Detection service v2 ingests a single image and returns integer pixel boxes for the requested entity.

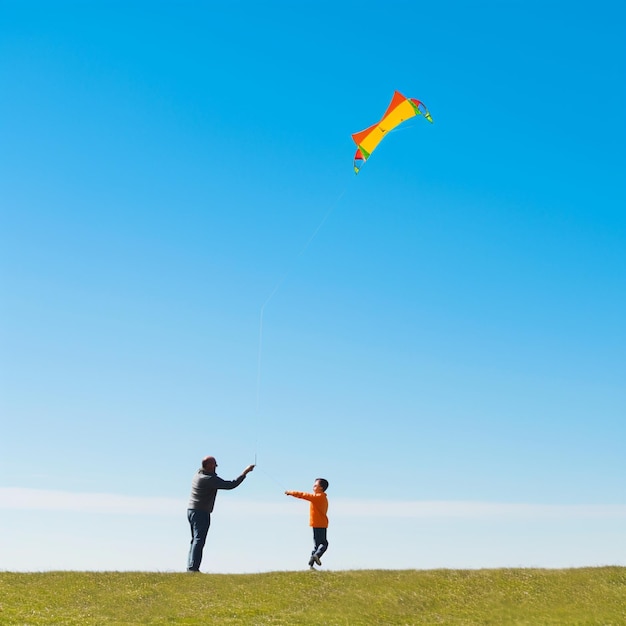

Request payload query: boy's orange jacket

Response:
[286,491,328,528]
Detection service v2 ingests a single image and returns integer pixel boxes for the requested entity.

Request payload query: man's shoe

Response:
[313,555,322,566]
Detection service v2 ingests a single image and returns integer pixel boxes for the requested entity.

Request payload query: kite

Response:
[351,91,433,174]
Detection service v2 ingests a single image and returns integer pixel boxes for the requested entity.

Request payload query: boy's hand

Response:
[243,465,255,475]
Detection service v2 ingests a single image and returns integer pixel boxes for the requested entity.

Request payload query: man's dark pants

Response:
[187,509,210,571]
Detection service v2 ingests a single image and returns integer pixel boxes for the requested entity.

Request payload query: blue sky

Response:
[1,0,625,572]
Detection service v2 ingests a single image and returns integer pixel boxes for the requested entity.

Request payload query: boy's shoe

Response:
[308,557,316,568]
[313,555,322,566]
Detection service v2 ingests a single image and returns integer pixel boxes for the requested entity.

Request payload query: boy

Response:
[285,478,329,569]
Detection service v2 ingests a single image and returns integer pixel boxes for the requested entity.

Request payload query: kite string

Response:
[257,465,288,492]
[253,185,350,466]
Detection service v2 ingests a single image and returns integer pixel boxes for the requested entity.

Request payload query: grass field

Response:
[1,567,624,625]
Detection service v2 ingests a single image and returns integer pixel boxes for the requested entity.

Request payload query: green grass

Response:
[1,568,624,625]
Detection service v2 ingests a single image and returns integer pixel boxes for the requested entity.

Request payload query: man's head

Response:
[202,456,217,472]
[314,478,329,493]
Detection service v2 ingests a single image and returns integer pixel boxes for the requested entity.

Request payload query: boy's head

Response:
[314,478,329,492]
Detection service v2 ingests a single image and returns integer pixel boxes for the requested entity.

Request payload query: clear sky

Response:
[1,0,625,573]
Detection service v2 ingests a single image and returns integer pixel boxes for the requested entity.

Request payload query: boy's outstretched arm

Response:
[284,490,314,501]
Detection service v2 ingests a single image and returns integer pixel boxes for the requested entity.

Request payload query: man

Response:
[187,455,255,572]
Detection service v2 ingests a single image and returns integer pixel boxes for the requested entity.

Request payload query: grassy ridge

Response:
[1,568,624,625]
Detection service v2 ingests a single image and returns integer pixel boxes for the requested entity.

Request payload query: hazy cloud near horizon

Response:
[2,487,625,520]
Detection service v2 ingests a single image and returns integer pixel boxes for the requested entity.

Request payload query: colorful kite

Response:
[351,91,433,174]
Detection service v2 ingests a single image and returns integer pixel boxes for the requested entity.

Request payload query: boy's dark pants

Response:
[312,527,329,558]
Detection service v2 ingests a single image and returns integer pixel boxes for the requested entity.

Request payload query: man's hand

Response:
[243,464,255,475]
